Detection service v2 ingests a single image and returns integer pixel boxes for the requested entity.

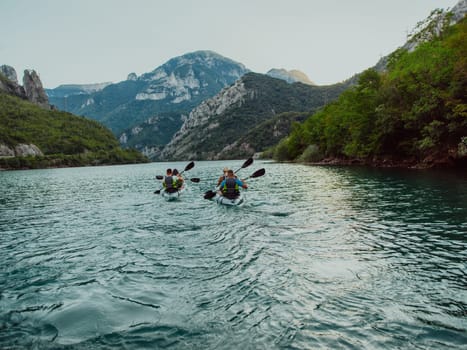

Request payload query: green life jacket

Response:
[164,176,177,192]
[223,178,239,198]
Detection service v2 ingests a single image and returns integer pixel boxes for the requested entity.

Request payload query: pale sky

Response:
[0,0,459,88]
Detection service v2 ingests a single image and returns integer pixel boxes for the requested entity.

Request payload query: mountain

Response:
[266,68,314,85]
[0,69,147,170]
[47,51,250,157]
[217,111,310,160]
[46,82,112,98]
[160,73,348,160]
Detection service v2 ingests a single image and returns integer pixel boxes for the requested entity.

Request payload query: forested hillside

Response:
[269,16,467,168]
[0,92,148,169]
[161,73,348,160]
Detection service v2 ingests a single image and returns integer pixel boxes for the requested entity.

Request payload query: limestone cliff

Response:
[0,65,26,98]
[160,78,253,160]
[0,143,44,158]
[0,65,51,109]
[160,73,347,161]
[23,69,50,109]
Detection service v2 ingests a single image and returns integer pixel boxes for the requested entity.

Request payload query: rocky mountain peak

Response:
[23,69,50,109]
[0,66,51,109]
[0,65,26,98]
[0,65,18,84]
[131,50,250,104]
[127,72,137,81]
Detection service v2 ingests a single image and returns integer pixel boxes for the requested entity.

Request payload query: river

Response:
[0,160,466,349]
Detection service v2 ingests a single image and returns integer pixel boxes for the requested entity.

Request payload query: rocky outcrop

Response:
[0,143,43,157]
[127,72,137,81]
[0,65,26,98]
[160,78,252,160]
[0,65,51,109]
[23,69,50,109]
[0,65,18,83]
[267,68,314,85]
[451,0,467,22]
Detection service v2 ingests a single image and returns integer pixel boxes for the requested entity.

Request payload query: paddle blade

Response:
[155,175,163,180]
[154,190,161,194]
[204,190,217,200]
[184,161,195,172]
[234,157,254,173]
[242,157,254,169]
[190,178,200,183]
[250,168,265,178]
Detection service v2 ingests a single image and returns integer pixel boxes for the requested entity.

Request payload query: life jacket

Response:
[164,176,178,193]
[222,178,239,199]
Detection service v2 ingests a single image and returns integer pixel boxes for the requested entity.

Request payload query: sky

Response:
[0,0,459,88]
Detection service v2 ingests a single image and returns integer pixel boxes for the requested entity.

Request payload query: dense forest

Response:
[0,92,148,169]
[267,16,466,168]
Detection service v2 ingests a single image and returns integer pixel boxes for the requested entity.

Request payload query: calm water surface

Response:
[0,161,466,349]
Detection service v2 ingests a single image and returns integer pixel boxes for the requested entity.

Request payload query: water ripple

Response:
[1,162,466,349]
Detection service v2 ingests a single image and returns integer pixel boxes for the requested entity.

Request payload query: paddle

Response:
[180,161,195,175]
[243,168,265,180]
[234,157,253,173]
[154,161,195,180]
[154,161,195,194]
[204,168,265,200]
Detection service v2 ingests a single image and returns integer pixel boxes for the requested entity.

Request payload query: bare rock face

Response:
[0,143,43,157]
[0,144,15,157]
[0,65,26,98]
[14,143,44,157]
[451,0,467,22]
[160,78,252,160]
[23,69,50,109]
[127,72,137,81]
[0,65,18,83]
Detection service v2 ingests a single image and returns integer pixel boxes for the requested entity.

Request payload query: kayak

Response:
[161,184,187,201]
[214,192,245,206]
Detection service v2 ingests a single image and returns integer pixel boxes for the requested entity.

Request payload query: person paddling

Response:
[217,167,230,186]
[163,168,178,193]
[219,169,247,199]
[172,168,184,189]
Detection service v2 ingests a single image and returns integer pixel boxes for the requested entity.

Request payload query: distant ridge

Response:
[46,82,112,98]
[267,68,314,85]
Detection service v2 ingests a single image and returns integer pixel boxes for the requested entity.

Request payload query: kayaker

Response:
[172,168,184,188]
[219,169,247,199]
[217,167,230,186]
[163,168,178,193]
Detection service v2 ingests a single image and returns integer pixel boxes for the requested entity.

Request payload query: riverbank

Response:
[312,154,467,169]
[262,153,467,170]
[0,152,149,171]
